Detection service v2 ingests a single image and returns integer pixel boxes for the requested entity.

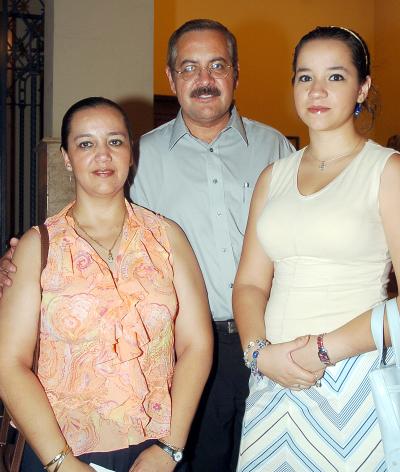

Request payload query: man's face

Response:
[166,29,237,130]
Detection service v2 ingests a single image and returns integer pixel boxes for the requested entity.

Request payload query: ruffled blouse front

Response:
[37,201,177,455]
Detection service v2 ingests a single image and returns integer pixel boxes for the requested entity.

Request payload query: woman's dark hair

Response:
[61,97,134,151]
[167,19,239,82]
[387,135,400,152]
[292,26,370,83]
[292,26,376,126]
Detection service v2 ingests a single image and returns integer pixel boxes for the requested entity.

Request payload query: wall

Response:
[154,0,379,148]
[41,0,154,217]
[375,0,400,146]
[45,0,154,141]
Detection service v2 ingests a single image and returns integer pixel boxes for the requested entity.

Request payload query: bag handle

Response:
[371,299,400,367]
[371,303,385,364]
[385,298,400,368]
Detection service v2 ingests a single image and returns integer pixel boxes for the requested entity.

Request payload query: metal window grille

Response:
[0,0,44,252]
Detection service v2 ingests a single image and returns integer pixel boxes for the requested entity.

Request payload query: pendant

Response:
[319,161,326,171]
[107,251,114,263]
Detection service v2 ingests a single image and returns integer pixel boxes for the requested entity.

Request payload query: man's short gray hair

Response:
[167,19,239,82]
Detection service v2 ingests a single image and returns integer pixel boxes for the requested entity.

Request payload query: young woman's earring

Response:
[354,102,362,117]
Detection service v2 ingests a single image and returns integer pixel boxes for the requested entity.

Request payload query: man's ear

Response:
[234,63,240,90]
[166,66,177,95]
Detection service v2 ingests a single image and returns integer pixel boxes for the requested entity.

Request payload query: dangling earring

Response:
[354,102,362,117]
[65,164,73,183]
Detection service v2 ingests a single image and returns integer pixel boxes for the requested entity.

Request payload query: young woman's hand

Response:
[257,336,321,390]
[290,334,326,374]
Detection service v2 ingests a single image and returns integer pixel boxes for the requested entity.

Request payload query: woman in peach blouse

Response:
[0,97,213,472]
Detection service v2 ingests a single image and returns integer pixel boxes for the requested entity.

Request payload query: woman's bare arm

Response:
[233,165,317,389]
[0,229,92,471]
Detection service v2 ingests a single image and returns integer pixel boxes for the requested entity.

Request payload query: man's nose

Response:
[196,66,215,84]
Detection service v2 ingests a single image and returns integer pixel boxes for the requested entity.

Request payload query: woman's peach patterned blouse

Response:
[36,201,177,455]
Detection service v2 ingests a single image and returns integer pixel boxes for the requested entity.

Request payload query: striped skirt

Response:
[237,350,391,472]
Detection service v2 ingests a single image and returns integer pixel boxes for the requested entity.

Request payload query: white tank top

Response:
[257,140,395,343]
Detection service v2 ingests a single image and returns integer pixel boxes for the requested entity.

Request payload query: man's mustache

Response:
[190,86,221,98]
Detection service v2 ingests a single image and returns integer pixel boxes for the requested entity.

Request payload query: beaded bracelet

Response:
[317,333,335,367]
[44,442,72,472]
[243,338,270,381]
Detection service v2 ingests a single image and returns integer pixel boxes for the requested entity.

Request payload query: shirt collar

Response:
[168,105,248,150]
[229,106,248,145]
[169,109,188,149]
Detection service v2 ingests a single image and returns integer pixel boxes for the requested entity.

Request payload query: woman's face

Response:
[293,39,370,133]
[62,105,132,198]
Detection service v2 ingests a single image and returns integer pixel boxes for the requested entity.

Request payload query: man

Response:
[0,19,294,471]
[131,20,293,471]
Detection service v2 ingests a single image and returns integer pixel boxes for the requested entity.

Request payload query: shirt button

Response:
[229,283,234,288]
[212,178,218,184]
[210,148,214,152]
[222,248,227,253]
[217,211,222,216]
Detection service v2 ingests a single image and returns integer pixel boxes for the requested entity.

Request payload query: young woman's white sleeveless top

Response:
[257,140,395,343]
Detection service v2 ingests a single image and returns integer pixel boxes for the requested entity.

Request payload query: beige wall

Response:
[44,0,154,141]
[41,0,154,217]
[154,0,400,148]
[375,0,400,146]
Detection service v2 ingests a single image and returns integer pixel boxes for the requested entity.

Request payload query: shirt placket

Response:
[206,142,237,315]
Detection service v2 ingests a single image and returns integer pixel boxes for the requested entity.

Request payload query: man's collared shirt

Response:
[131,107,294,321]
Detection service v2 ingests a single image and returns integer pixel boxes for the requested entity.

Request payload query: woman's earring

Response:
[65,164,73,183]
[354,102,362,117]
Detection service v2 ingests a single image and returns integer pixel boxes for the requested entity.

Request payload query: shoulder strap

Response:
[32,224,49,374]
[38,224,49,274]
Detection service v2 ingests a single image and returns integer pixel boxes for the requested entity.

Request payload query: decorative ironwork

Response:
[0,0,44,252]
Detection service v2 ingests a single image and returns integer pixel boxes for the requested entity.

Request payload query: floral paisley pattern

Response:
[35,201,177,455]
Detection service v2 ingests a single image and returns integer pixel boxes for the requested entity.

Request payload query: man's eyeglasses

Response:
[174,61,233,81]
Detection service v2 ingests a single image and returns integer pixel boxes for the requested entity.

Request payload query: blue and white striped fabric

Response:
[237,350,391,472]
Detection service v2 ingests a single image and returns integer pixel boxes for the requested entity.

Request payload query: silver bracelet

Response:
[243,338,270,381]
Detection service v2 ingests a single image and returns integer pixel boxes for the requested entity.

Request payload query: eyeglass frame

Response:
[173,61,233,81]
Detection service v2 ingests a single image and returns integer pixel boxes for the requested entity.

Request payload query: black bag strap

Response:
[0,407,11,446]
[0,223,49,471]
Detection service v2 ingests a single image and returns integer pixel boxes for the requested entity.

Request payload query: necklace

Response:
[308,138,364,171]
[73,211,126,263]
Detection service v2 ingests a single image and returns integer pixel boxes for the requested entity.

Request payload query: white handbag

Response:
[370,298,400,471]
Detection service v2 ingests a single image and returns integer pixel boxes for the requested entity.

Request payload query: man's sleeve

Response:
[130,138,153,210]
[278,134,296,159]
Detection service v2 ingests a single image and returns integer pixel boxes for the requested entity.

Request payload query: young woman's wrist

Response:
[320,332,343,365]
[243,337,271,380]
